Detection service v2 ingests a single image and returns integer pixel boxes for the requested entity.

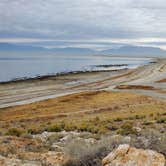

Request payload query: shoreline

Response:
[0,58,166,108]
[0,59,152,84]
[0,68,129,85]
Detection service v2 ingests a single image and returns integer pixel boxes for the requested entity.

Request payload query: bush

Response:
[114,117,123,122]
[156,118,166,124]
[64,123,77,131]
[63,135,130,166]
[117,121,137,135]
[76,123,89,132]
[27,127,44,134]
[142,121,154,126]
[135,115,146,119]
[46,124,63,132]
[6,128,24,137]
[47,133,64,143]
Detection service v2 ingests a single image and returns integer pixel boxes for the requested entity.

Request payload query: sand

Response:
[0,58,166,108]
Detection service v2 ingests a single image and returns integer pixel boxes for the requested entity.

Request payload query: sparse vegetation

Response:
[0,91,165,135]
[46,124,64,132]
[0,91,166,165]
[117,121,137,135]
[63,135,130,166]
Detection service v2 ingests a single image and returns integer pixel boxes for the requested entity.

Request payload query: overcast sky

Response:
[0,0,166,50]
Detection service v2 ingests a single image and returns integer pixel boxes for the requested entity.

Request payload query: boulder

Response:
[102,144,165,166]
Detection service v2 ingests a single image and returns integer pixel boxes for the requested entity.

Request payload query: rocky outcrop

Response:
[0,152,67,166]
[102,144,165,166]
[0,155,41,166]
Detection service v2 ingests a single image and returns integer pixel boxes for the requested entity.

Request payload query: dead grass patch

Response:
[0,90,166,135]
[115,84,156,90]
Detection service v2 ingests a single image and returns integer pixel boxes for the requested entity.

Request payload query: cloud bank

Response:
[0,0,166,49]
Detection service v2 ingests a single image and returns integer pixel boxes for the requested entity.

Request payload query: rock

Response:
[0,149,67,166]
[133,127,142,133]
[102,144,165,166]
[51,144,64,151]
[0,155,41,166]
[85,138,97,144]
[0,152,67,166]
[60,135,72,142]
[33,131,55,142]
[42,152,67,166]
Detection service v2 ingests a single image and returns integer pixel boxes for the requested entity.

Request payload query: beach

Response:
[0,58,166,108]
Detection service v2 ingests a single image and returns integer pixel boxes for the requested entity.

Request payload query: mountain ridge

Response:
[0,42,166,56]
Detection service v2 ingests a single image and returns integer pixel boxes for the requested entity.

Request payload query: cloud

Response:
[0,0,166,49]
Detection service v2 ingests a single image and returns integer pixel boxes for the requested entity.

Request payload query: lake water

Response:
[0,51,151,82]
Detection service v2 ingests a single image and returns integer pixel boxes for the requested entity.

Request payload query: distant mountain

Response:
[100,45,166,56]
[0,43,46,51]
[51,47,95,55]
[0,43,95,55]
[0,43,166,56]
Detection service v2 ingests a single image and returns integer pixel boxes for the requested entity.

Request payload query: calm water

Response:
[0,51,151,82]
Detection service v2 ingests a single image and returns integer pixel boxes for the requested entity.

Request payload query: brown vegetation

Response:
[0,90,166,165]
[0,90,165,136]
[115,85,156,90]
[156,78,166,83]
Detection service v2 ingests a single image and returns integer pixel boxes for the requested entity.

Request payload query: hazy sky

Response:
[0,0,166,50]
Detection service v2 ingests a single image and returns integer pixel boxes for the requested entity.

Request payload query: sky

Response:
[0,0,166,50]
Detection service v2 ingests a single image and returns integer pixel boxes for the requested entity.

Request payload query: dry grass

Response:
[0,90,166,165]
[0,90,166,135]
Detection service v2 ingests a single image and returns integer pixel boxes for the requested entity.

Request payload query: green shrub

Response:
[27,127,44,134]
[135,115,146,119]
[149,113,154,117]
[142,121,154,126]
[76,123,89,132]
[46,124,63,132]
[75,123,99,134]
[117,121,137,135]
[114,117,123,122]
[6,128,24,137]
[64,123,77,131]
[156,118,166,124]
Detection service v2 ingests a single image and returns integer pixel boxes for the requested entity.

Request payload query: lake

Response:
[0,51,151,82]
